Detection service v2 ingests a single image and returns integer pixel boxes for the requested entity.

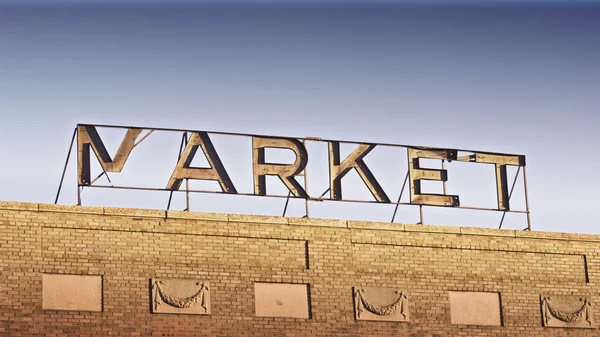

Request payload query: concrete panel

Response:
[254,283,310,318]
[42,274,103,311]
[151,279,210,315]
[449,291,501,326]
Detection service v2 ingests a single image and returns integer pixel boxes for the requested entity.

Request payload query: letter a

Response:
[166,132,237,193]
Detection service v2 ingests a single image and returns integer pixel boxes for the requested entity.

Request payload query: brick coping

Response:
[1,200,598,242]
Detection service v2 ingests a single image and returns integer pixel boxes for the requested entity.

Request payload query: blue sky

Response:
[0,1,598,233]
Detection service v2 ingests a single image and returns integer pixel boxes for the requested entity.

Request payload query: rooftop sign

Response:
[55,124,531,230]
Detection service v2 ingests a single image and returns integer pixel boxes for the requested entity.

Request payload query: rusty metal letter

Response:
[166,132,237,193]
[328,142,390,203]
[408,148,460,207]
[252,137,308,198]
[465,153,526,211]
[77,125,142,185]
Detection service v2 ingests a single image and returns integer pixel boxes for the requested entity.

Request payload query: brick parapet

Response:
[1,200,599,336]
[3,201,600,242]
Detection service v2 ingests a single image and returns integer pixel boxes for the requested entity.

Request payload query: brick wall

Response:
[1,201,599,336]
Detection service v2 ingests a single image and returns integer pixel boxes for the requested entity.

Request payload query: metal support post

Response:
[55,127,77,204]
[523,166,532,231]
[391,172,409,223]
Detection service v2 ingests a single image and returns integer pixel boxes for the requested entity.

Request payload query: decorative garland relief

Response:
[151,279,210,315]
[354,287,409,322]
[541,295,593,328]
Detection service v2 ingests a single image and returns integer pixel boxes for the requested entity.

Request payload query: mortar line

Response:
[350,241,587,257]
[41,224,306,242]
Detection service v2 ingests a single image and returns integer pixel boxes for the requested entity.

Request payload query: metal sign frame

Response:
[54,124,531,230]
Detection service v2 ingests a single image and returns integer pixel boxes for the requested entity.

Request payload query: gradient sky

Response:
[0,1,599,233]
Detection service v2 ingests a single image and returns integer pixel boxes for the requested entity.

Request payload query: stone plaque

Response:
[151,279,210,315]
[541,295,593,328]
[353,287,409,322]
[449,291,502,326]
[42,274,103,312]
[254,283,310,318]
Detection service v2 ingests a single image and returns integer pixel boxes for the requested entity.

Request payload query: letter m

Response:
[77,125,142,185]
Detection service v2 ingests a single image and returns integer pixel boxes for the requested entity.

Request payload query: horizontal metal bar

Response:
[78,123,526,158]
[86,184,529,214]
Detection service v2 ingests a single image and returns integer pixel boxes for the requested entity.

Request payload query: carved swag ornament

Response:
[354,288,408,322]
[151,279,210,314]
[541,295,593,328]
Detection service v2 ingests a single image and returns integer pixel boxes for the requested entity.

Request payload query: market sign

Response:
[55,124,530,229]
